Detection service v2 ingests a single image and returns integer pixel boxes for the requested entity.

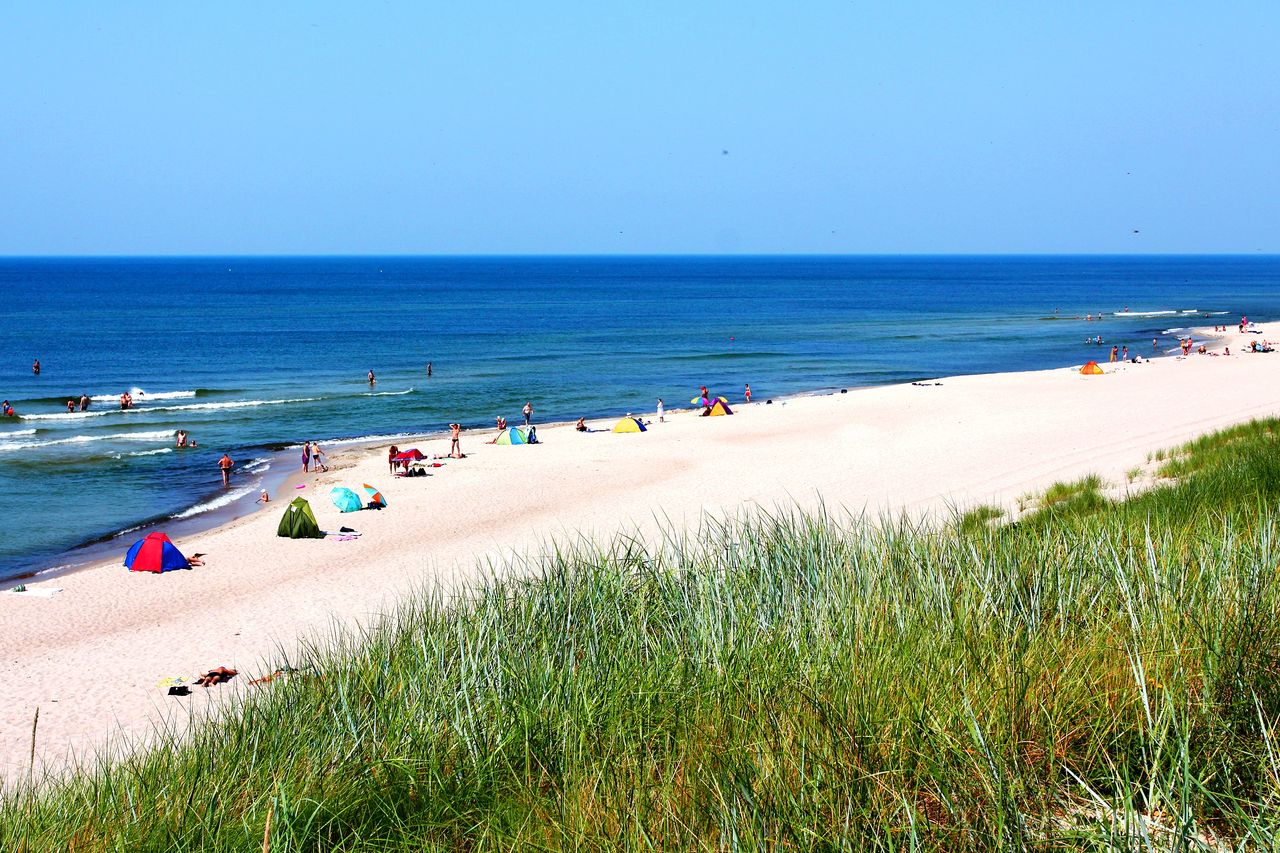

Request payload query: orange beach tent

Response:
[1080,361,1104,375]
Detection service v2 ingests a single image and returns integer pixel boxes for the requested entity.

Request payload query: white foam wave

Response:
[128,447,175,457]
[1,428,37,437]
[89,388,198,403]
[325,431,423,447]
[20,410,113,422]
[1113,310,1179,317]
[362,388,414,397]
[156,397,320,414]
[0,429,177,453]
[171,487,255,520]
[242,458,270,473]
[20,396,318,421]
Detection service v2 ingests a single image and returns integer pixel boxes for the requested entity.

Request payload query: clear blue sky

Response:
[2,3,1277,254]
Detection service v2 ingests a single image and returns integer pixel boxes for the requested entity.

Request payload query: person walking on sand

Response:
[744,383,752,404]
[310,441,326,472]
[301,441,311,473]
[657,398,664,423]
[522,401,533,426]
[218,453,235,487]
[450,422,462,458]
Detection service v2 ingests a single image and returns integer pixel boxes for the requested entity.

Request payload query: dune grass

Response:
[6,420,1280,850]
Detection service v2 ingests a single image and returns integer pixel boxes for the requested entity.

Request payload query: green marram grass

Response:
[5,419,1280,851]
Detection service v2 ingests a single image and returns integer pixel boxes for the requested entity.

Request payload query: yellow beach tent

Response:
[706,399,734,416]
[1080,360,1104,375]
[612,417,646,433]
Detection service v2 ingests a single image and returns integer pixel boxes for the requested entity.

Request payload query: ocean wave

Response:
[361,388,415,397]
[19,410,114,422]
[1113,310,1181,317]
[19,396,320,421]
[0,429,177,453]
[324,431,427,447]
[0,428,37,437]
[241,458,271,473]
[127,447,175,457]
[171,487,255,520]
[89,388,199,403]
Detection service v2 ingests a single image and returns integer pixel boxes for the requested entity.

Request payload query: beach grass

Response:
[6,420,1280,850]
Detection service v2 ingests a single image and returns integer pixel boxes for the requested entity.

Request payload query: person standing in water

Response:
[79,393,90,411]
[218,453,235,487]
[32,358,40,375]
[427,362,433,377]
[367,370,376,385]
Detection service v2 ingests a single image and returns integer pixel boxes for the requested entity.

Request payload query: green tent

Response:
[278,496,324,539]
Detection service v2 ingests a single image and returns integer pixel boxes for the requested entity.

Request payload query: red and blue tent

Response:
[124,532,189,573]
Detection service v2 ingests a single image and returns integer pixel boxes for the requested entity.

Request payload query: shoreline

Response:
[3,320,1276,782]
[10,327,1222,586]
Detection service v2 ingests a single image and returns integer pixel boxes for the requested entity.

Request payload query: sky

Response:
[1,3,1277,255]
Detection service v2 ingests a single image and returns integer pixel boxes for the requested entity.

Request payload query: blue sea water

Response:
[1,255,1277,581]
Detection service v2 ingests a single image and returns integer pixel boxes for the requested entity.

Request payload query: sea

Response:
[1,255,1278,582]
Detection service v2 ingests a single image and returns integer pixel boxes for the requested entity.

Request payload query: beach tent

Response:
[392,449,424,463]
[1080,361,1104,375]
[330,487,363,513]
[705,399,734,416]
[278,497,324,539]
[612,417,646,433]
[362,484,387,508]
[124,531,188,573]
[495,426,528,445]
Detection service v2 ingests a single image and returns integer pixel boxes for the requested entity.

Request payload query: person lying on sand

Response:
[187,553,206,567]
[195,666,236,687]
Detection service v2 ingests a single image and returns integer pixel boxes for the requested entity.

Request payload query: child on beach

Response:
[310,441,326,472]
[657,398,664,422]
[745,384,752,403]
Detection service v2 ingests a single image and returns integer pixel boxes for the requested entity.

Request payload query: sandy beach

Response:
[3,323,1277,783]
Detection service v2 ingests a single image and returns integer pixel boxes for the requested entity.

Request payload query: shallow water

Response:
[2,254,1277,579]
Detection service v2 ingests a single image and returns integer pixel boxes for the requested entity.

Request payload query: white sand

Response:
[3,323,1277,783]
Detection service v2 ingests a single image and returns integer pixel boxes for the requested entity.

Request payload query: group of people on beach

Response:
[301,441,327,473]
